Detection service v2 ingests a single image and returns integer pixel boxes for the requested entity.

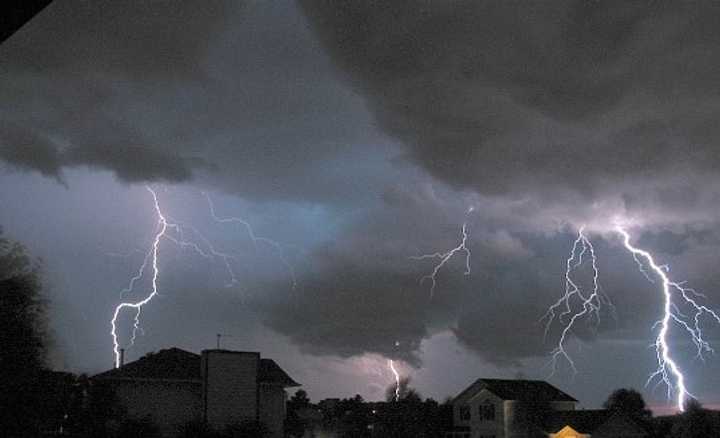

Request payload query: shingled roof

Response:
[93,347,299,386]
[454,378,577,403]
[93,348,200,381]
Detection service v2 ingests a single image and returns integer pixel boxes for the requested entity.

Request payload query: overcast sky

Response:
[2,0,720,412]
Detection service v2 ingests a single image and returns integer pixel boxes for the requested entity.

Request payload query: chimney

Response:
[119,348,125,368]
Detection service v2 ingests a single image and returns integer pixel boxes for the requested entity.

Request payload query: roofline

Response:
[201,349,261,356]
[451,378,578,403]
[91,376,202,384]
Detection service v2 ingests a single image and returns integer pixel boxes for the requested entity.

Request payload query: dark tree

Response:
[290,389,311,408]
[511,398,552,438]
[603,388,652,420]
[374,381,445,438]
[286,389,314,437]
[0,231,48,437]
[337,394,371,438]
[671,399,717,438]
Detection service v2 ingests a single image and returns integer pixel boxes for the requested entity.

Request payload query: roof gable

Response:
[454,378,577,404]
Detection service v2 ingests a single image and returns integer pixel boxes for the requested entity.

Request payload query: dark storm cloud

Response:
[300,0,720,199]
[0,1,398,203]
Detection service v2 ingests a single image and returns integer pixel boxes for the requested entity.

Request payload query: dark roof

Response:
[93,348,201,381]
[92,347,300,387]
[455,378,577,403]
[543,410,614,433]
[260,358,300,387]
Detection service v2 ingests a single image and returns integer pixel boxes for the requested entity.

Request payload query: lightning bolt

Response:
[411,207,473,297]
[110,187,248,368]
[542,226,610,376]
[617,226,720,412]
[545,224,720,412]
[110,186,168,368]
[204,193,297,290]
[389,359,401,401]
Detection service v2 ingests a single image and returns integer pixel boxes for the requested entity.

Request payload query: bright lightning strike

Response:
[388,359,401,402]
[545,224,720,412]
[110,187,250,368]
[617,226,720,412]
[411,207,473,297]
[110,186,168,369]
[204,193,297,290]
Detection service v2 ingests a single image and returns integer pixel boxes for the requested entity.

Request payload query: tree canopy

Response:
[603,388,652,420]
[0,230,48,436]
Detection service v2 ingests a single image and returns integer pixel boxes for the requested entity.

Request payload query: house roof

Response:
[92,347,299,386]
[260,358,300,387]
[93,347,201,381]
[454,378,577,404]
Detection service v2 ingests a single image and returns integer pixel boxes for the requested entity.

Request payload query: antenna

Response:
[216,333,236,349]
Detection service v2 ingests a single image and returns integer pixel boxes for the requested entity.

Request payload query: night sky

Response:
[2,1,720,413]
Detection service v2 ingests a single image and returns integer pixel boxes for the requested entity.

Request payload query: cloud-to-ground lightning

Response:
[110,187,247,367]
[411,207,473,297]
[388,359,401,401]
[541,226,612,376]
[110,186,168,368]
[545,224,720,411]
[110,187,300,367]
[617,226,720,411]
[204,193,297,290]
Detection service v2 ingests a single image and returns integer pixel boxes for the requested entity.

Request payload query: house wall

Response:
[549,401,576,411]
[259,383,288,438]
[453,389,505,438]
[111,379,202,437]
[202,350,260,430]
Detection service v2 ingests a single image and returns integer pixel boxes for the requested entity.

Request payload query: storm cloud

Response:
[300,0,720,214]
[2,0,720,406]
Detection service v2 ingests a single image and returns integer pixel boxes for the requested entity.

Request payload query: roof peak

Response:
[454,377,578,403]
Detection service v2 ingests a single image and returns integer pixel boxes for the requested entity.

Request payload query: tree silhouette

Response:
[671,399,717,438]
[0,230,48,437]
[603,388,652,420]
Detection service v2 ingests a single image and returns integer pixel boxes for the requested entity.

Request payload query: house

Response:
[92,347,300,437]
[447,378,648,438]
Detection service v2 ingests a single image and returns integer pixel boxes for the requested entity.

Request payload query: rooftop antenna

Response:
[216,333,236,349]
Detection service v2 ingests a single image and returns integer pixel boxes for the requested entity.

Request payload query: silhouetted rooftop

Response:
[455,378,577,403]
[93,347,299,386]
